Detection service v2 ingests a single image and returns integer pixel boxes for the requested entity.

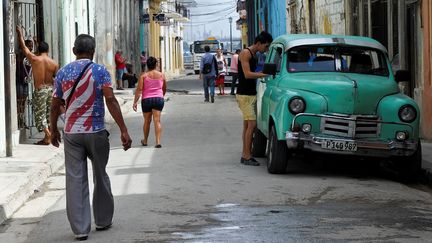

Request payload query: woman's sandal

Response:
[141,140,148,146]
[155,144,162,148]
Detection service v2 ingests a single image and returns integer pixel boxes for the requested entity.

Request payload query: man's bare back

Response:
[16,26,58,89]
[30,54,58,89]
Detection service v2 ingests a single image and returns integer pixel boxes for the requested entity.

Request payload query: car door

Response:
[257,44,285,136]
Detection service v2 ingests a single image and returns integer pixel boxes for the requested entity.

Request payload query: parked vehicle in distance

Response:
[254,34,421,180]
[190,37,223,74]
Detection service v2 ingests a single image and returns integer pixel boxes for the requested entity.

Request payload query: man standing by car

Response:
[236,31,273,166]
[199,45,218,103]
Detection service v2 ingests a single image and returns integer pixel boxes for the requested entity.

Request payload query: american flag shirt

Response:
[53,59,112,134]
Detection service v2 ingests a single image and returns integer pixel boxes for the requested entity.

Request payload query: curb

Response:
[0,148,65,225]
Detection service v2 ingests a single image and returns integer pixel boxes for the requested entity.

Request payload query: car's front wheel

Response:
[252,129,267,157]
[267,125,288,174]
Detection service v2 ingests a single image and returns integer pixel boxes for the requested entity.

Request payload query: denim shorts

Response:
[141,97,164,113]
[115,69,125,81]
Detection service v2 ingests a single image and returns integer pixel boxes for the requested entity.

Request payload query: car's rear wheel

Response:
[395,139,422,181]
[267,125,288,174]
[252,129,267,157]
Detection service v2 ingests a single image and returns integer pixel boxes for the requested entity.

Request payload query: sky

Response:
[183,0,241,43]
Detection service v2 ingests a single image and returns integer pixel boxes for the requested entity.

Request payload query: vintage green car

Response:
[253,34,421,178]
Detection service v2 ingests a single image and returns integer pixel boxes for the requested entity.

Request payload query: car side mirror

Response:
[263,63,277,77]
[394,70,410,82]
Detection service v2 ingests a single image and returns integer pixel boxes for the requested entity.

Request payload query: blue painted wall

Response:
[256,0,286,39]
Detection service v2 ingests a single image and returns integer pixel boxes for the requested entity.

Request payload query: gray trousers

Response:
[64,130,113,235]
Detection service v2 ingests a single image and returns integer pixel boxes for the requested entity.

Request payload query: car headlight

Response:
[288,97,306,114]
[398,105,417,123]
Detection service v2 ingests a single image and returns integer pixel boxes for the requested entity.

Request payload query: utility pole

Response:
[229,17,233,52]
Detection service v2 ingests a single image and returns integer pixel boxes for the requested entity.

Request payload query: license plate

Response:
[321,140,357,151]
[225,76,233,81]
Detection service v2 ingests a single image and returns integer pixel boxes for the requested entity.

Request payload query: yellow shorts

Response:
[236,94,257,120]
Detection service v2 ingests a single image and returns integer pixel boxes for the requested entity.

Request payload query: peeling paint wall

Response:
[287,0,346,35]
[315,0,345,34]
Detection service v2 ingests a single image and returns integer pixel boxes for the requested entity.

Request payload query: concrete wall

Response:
[0,1,5,156]
[287,0,345,35]
[113,1,141,75]
[422,1,432,138]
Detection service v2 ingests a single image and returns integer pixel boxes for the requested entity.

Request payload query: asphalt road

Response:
[2,74,432,242]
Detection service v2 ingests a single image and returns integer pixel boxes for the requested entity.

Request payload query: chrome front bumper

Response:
[285,131,418,157]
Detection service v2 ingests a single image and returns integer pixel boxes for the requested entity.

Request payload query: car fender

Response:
[267,88,327,140]
[377,93,420,139]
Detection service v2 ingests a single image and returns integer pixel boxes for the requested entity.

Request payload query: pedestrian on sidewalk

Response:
[115,50,126,90]
[50,34,132,241]
[133,57,167,148]
[215,48,227,95]
[16,26,59,145]
[230,49,241,95]
[199,46,218,103]
[236,31,273,166]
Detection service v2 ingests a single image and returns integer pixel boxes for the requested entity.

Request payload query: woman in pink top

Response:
[133,57,167,148]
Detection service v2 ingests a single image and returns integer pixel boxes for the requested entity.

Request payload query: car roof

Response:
[272,34,387,54]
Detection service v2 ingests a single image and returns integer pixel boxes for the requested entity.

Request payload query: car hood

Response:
[284,73,399,114]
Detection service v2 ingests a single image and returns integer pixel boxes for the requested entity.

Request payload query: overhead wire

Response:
[190,3,236,17]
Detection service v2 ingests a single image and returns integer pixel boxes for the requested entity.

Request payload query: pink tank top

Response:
[142,76,164,99]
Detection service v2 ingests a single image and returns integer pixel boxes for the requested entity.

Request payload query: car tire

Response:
[395,139,422,182]
[252,129,267,157]
[194,70,199,75]
[267,125,288,174]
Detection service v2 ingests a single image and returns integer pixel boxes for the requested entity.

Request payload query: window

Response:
[287,45,389,76]
[268,46,283,73]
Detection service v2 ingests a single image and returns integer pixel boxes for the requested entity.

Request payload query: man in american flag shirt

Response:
[49,34,132,241]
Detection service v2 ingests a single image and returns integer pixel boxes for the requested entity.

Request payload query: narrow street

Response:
[1,75,432,242]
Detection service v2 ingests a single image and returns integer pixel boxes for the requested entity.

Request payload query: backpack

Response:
[202,56,214,74]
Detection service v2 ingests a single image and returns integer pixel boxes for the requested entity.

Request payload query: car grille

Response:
[320,115,380,138]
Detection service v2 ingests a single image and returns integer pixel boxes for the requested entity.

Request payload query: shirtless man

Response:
[16,26,59,145]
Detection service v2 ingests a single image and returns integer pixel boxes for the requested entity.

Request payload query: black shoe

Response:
[204,99,209,103]
[211,95,215,103]
[75,234,88,241]
[242,157,260,166]
[96,223,112,231]
[240,157,258,163]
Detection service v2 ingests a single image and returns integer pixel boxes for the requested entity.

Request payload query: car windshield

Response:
[193,41,220,53]
[287,45,389,76]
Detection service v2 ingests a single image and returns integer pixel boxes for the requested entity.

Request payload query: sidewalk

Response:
[0,89,133,225]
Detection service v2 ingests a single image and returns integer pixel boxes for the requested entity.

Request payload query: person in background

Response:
[236,31,273,166]
[133,57,167,148]
[230,49,241,95]
[50,34,132,241]
[199,45,218,103]
[16,26,59,145]
[140,51,147,72]
[115,50,126,90]
[215,48,227,95]
[16,39,34,128]
[122,63,138,88]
